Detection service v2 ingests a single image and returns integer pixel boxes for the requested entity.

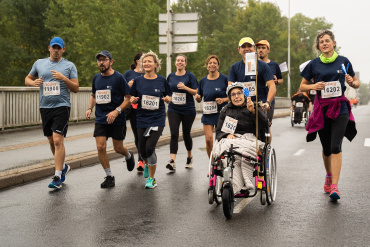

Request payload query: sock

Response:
[105,168,113,177]
[126,152,131,159]
[331,184,338,188]
[63,163,66,170]
[326,173,332,177]
[55,170,62,178]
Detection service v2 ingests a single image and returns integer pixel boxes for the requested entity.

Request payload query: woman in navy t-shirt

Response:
[123,52,144,172]
[195,55,228,158]
[166,54,198,171]
[300,30,359,201]
[130,51,172,189]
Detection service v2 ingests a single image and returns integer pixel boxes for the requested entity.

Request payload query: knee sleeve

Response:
[147,152,157,166]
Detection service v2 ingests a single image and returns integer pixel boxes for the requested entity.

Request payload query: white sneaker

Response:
[185,157,193,168]
[166,160,176,171]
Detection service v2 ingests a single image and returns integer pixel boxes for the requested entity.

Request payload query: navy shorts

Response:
[40,106,70,137]
[94,123,126,140]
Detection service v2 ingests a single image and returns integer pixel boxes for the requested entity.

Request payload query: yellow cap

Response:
[238,37,255,47]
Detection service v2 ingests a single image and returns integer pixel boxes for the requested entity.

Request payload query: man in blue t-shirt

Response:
[256,40,283,123]
[85,50,135,188]
[25,37,79,189]
[228,37,276,114]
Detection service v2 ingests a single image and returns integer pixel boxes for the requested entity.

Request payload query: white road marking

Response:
[294,149,305,156]
[365,138,370,147]
[233,191,260,214]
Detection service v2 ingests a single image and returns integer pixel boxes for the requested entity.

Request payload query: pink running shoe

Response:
[324,175,332,193]
[329,185,340,200]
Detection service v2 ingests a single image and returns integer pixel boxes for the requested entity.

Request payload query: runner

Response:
[166,54,198,171]
[25,37,79,189]
[85,50,135,188]
[195,55,228,158]
[300,29,359,200]
[130,51,172,189]
[123,52,145,172]
[256,40,283,123]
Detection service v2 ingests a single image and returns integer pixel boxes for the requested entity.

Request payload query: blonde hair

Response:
[140,50,162,73]
[313,29,336,55]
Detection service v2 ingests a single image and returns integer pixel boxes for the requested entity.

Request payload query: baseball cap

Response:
[255,40,270,49]
[238,37,255,47]
[50,37,65,48]
[95,50,113,60]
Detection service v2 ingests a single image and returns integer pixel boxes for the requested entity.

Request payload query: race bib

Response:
[95,90,111,104]
[172,92,186,105]
[321,81,342,98]
[142,95,160,110]
[310,90,316,95]
[242,81,256,97]
[296,102,303,107]
[203,101,217,114]
[43,81,60,96]
[221,116,238,134]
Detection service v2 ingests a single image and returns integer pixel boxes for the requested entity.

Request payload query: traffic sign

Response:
[159,43,198,54]
[159,13,198,21]
[159,36,198,43]
[159,21,198,35]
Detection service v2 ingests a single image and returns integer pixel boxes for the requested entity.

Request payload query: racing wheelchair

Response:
[208,131,277,219]
[291,101,308,127]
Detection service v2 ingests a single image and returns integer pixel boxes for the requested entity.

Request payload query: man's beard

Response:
[100,65,110,73]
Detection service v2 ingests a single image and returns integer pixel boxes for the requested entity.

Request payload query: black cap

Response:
[95,50,112,60]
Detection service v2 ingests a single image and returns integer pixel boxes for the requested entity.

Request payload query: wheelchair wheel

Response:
[260,190,267,205]
[265,146,277,205]
[222,185,234,219]
[214,176,222,205]
[208,188,214,204]
[290,110,294,127]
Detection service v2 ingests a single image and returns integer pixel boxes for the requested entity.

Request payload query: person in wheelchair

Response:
[291,89,311,124]
[213,82,269,195]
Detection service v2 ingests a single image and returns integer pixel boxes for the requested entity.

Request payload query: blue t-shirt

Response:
[167,71,198,115]
[267,60,283,104]
[123,70,144,83]
[228,60,274,102]
[29,58,78,108]
[130,75,171,128]
[198,73,228,125]
[92,71,130,125]
[301,56,355,114]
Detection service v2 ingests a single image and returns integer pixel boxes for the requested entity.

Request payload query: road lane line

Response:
[364,138,370,147]
[294,149,305,156]
[233,191,260,214]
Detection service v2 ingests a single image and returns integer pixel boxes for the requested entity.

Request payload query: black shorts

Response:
[94,123,126,140]
[40,106,70,137]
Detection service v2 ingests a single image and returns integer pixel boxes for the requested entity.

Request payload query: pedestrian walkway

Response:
[0,109,290,190]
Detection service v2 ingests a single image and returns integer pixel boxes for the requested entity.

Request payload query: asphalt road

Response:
[0,105,369,246]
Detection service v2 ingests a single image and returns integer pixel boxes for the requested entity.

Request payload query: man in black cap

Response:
[85,50,135,188]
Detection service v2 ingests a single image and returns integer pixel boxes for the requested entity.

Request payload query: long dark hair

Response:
[130,52,144,70]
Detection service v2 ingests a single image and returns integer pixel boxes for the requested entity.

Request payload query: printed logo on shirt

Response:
[215,88,221,91]
[107,86,113,89]
[337,70,344,74]
[250,76,256,80]
[154,89,160,92]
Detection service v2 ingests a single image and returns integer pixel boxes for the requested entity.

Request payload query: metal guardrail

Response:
[0,86,291,130]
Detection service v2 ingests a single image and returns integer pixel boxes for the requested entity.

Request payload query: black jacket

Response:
[215,102,269,141]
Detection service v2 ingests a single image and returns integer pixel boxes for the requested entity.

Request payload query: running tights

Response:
[167,111,196,154]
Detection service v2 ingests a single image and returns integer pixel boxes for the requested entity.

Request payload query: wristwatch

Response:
[116,107,122,114]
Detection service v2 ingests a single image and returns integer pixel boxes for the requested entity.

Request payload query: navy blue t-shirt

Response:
[267,60,283,104]
[228,60,274,102]
[198,73,228,125]
[130,75,171,128]
[167,71,198,115]
[301,56,355,114]
[92,71,130,125]
[123,70,144,83]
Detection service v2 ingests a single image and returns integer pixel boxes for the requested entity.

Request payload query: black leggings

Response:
[128,107,142,161]
[318,113,349,156]
[168,111,196,154]
[137,127,164,159]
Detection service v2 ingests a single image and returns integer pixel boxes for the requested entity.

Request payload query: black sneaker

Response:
[125,151,135,171]
[166,159,176,171]
[101,176,115,188]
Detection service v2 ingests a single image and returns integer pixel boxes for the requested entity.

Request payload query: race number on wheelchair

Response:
[203,101,217,114]
[142,95,160,110]
[221,116,238,134]
[241,81,256,97]
[321,81,342,98]
[295,102,303,107]
[95,89,111,104]
[43,81,60,96]
[172,92,186,105]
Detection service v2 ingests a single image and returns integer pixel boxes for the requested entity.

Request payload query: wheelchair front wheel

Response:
[265,146,277,204]
[222,185,234,219]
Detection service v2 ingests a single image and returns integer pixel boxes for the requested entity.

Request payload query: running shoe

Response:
[48,176,62,189]
[143,164,149,178]
[60,163,71,183]
[185,157,193,169]
[101,176,115,188]
[125,151,135,171]
[137,160,145,172]
[329,185,340,200]
[145,177,157,189]
[324,175,332,193]
[166,159,176,171]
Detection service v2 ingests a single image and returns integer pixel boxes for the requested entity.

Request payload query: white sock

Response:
[126,152,131,159]
[105,168,112,177]
[62,163,66,170]
[55,170,62,178]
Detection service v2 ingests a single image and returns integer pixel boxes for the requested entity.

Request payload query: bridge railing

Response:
[0,86,291,130]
